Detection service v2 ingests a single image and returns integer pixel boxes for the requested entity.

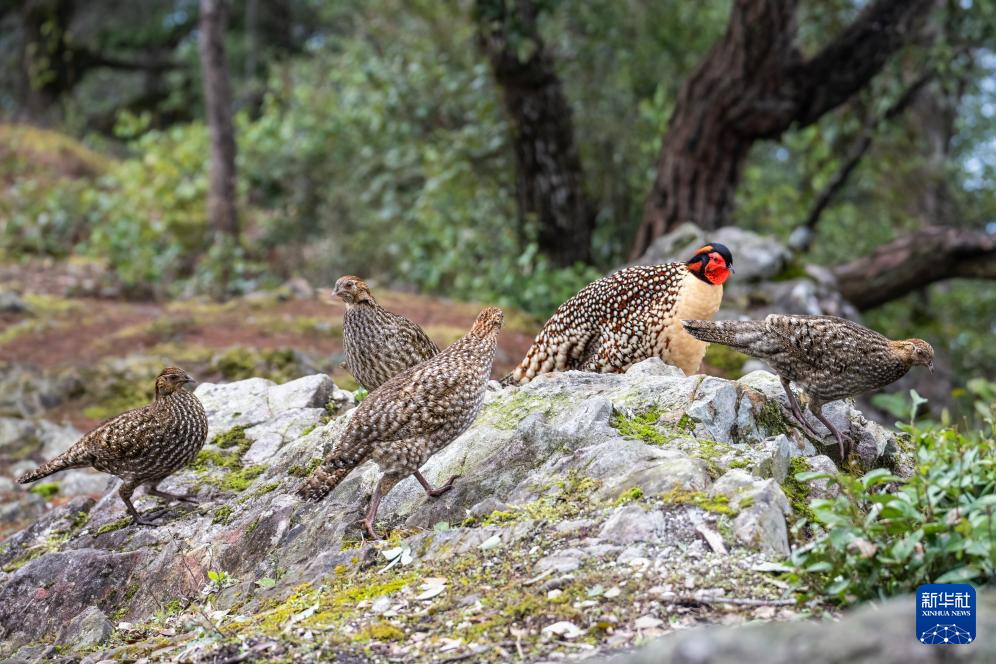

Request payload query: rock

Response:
[754,435,792,482]
[243,408,324,465]
[0,368,908,658]
[57,606,113,649]
[195,377,276,438]
[711,470,791,555]
[800,456,841,499]
[535,550,585,573]
[625,358,684,378]
[598,505,666,544]
[267,374,334,414]
[602,591,996,663]
[0,289,27,313]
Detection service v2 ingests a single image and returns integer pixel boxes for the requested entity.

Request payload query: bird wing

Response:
[385,310,440,358]
[330,362,479,463]
[86,404,170,465]
[763,314,889,376]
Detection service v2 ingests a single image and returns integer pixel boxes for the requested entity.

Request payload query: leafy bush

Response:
[790,405,995,603]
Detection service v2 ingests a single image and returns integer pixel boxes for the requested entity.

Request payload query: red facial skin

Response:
[703,252,732,285]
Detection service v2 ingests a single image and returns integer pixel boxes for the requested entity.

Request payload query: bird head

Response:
[686,242,734,285]
[470,306,504,339]
[333,276,373,305]
[894,338,935,372]
[155,367,195,397]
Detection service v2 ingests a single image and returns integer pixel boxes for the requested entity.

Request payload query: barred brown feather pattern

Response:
[681,315,934,457]
[508,262,724,383]
[17,367,208,524]
[341,287,439,391]
[298,307,503,503]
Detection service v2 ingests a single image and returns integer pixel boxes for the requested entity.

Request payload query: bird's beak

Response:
[728,265,735,274]
[183,374,197,386]
[927,362,934,374]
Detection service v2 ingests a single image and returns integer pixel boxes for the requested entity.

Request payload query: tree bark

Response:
[632,0,934,260]
[832,227,996,311]
[476,0,595,267]
[199,0,239,240]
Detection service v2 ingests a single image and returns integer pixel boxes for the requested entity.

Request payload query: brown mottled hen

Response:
[681,315,934,458]
[335,275,439,391]
[18,367,207,525]
[506,243,733,384]
[298,307,503,538]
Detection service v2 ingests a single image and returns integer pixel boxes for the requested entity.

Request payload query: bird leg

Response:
[414,470,459,498]
[363,473,402,540]
[147,483,199,504]
[809,404,850,460]
[778,377,822,439]
[119,481,160,527]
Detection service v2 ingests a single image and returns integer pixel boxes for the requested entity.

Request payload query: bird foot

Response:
[363,518,382,541]
[132,513,163,527]
[154,491,199,504]
[425,475,460,498]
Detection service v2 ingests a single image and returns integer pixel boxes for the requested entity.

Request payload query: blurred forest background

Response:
[0,0,994,416]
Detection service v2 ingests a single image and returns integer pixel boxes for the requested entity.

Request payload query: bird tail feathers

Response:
[296,463,354,501]
[681,319,767,353]
[17,446,90,484]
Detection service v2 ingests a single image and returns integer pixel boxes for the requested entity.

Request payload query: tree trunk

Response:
[832,227,996,311]
[199,0,239,240]
[476,0,594,267]
[632,0,934,260]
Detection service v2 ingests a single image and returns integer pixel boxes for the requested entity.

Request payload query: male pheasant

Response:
[18,367,208,525]
[506,243,733,384]
[681,315,934,458]
[335,275,439,391]
[298,307,503,538]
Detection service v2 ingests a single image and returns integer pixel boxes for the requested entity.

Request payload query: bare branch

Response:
[832,226,996,310]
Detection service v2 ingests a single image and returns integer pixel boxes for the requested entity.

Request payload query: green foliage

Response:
[789,418,995,603]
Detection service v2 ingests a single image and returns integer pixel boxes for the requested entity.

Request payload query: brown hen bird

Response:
[18,367,208,525]
[681,315,934,458]
[298,307,503,538]
[335,275,439,391]
[506,243,733,384]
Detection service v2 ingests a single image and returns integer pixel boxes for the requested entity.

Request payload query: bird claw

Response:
[426,475,460,498]
[363,519,382,540]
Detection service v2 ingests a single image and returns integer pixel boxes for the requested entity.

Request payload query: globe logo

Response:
[919,624,973,644]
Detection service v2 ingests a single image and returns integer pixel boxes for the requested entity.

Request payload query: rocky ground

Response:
[0,357,959,663]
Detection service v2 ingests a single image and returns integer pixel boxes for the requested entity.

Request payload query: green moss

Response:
[477,390,568,430]
[612,407,669,445]
[2,548,46,572]
[703,344,748,378]
[354,620,406,642]
[28,482,60,498]
[213,505,234,525]
[247,520,259,534]
[96,516,133,535]
[288,458,322,477]
[614,486,644,505]
[211,425,251,452]
[691,439,734,479]
[69,509,90,531]
[783,456,815,522]
[300,423,317,437]
[467,470,601,528]
[728,459,753,470]
[219,465,266,492]
[660,489,735,515]
[757,401,789,435]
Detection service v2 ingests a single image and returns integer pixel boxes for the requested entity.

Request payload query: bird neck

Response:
[887,340,917,367]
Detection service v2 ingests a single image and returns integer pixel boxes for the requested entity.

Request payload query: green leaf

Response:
[256,577,276,589]
[935,565,981,584]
